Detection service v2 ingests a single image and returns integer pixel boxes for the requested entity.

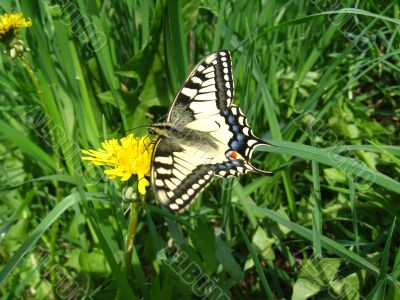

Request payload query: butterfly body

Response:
[148,123,221,151]
[149,50,272,212]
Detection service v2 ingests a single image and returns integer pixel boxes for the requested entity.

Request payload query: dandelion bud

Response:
[123,186,137,201]
[15,43,24,53]
[9,47,16,58]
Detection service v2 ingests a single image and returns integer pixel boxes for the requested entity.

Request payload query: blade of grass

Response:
[366,218,396,300]
[254,60,297,219]
[328,145,400,157]
[215,229,244,281]
[349,176,360,254]
[258,140,400,194]
[76,179,137,300]
[378,218,396,282]
[248,205,399,285]
[166,0,188,88]
[0,119,56,170]
[0,193,79,287]
[311,157,322,257]
[132,247,151,300]
[238,225,273,300]
[234,184,258,229]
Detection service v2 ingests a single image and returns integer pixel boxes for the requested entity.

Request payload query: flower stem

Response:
[123,199,141,278]
[19,54,66,296]
[19,55,61,168]
[20,56,42,99]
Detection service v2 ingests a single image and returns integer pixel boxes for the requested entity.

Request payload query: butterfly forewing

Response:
[167,50,234,124]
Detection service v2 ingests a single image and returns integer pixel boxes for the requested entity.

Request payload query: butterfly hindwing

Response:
[151,138,215,211]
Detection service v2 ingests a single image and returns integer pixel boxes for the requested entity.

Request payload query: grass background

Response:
[0,0,399,299]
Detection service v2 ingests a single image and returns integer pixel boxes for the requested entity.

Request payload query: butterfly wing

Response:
[151,50,272,211]
[151,137,216,211]
[167,50,234,124]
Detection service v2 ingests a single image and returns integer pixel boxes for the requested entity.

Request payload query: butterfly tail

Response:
[244,138,273,175]
[246,162,273,175]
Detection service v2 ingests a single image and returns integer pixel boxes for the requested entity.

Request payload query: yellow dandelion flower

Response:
[82,134,154,195]
[0,12,32,39]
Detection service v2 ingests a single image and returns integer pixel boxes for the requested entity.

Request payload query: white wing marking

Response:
[181,87,197,98]
[165,179,176,190]
[199,85,217,93]
[202,78,215,87]
[157,168,171,175]
[204,53,217,64]
[155,156,173,164]
[189,101,218,113]
[247,139,258,147]
[170,203,179,210]
[191,76,202,84]
[203,66,214,74]
[205,72,215,79]
[194,93,217,101]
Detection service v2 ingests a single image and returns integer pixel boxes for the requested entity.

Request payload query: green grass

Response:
[1,0,399,299]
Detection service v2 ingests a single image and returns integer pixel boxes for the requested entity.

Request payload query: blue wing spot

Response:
[236,133,245,142]
[231,140,239,150]
[228,115,236,124]
[232,125,239,133]
[231,159,240,166]
[223,109,230,116]
[214,164,227,171]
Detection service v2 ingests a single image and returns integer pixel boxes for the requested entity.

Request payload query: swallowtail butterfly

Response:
[148,50,272,212]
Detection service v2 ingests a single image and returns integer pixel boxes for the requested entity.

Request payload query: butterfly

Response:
[148,50,272,212]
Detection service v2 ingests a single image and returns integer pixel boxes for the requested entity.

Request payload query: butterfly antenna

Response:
[125,125,149,133]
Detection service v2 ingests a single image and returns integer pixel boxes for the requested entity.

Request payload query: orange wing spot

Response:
[229,151,238,159]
